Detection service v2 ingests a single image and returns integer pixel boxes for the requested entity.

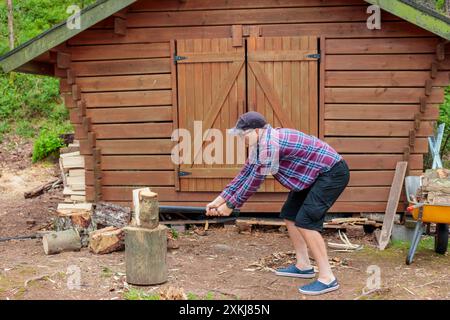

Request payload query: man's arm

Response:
[219,163,266,209]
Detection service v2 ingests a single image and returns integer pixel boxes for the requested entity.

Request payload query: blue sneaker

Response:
[298,279,340,295]
[274,264,315,279]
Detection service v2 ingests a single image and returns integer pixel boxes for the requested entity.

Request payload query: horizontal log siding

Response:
[61,0,448,213]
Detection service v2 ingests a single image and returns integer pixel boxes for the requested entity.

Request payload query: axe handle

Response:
[158,205,240,217]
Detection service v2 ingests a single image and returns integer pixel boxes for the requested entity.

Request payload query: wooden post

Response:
[124,225,168,285]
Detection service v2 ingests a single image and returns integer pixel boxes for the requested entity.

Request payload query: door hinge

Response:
[306,53,321,60]
[178,171,192,177]
[174,55,187,63]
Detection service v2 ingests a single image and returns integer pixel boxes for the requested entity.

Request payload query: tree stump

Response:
[43,229,82,255]
[135,190,159,229]
[124,225,168,285]
[89,226,124,254]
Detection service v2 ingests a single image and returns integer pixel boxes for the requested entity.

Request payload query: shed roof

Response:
[0,0,448,74]
[0,0,137,73]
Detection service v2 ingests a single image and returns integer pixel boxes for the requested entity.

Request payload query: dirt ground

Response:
[0,140,449,300]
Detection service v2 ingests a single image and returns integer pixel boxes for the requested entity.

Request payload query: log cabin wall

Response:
[58,0,449,213]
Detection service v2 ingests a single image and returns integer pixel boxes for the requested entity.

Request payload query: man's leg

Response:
[298,227,334,283]
[284,220,312,270]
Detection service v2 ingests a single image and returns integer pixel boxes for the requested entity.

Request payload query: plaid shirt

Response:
[220,125,342,208]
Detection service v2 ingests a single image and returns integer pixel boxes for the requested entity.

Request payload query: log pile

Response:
[418,168,450,205]
[59,140,86,203]
[54,203,95,247]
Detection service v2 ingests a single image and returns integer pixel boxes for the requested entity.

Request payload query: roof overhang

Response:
[365,0,450,40]
[0,0,137,73]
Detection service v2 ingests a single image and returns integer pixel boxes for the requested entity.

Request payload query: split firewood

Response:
[24,178,62,199]
[89,226,124,254]
[42,229,82,255]
[93,202,131,228]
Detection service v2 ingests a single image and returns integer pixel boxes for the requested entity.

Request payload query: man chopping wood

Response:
[206,111,349,295]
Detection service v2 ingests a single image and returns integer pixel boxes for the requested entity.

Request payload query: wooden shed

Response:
[1,0,449,214]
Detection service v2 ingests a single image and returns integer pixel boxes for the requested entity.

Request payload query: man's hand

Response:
[215,203,233,216]
[206,196,226,216]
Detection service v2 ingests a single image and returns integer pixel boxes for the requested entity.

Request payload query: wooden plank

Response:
[68,22,429,46]
[324,104,440,121]
[319,36,326,139]
[344,154,422,170]
[170,39,180,191]
[76,74,171,92]
[114,17,127,36]
[129,0,365,11]
[84,155,173,170]
[86,106,172,123]
[326,37,440,54]
[248,50,318,61]
[71,42,170,61]
[84,90,171,107]
[176,52,244,63]
[232,25,243,47]
[86,171,174,186]
[85,185,396,203]
[95,139,172,155]
[325,120,434,137]
[326,137,428,153]
[326,54,450,70]
[377,161,408,250]
[71,58,171,76]
[125,6,395,28]
[325,71,450,87]
[325,88,444,104]
[91,123,173,139]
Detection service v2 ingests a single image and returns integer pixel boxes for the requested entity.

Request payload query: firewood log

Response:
[43,229,81,255]
[89,227,124,254]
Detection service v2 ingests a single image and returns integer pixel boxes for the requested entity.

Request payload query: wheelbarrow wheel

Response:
[435,224,449,254]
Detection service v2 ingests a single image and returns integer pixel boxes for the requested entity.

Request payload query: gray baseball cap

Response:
[228,111,267,135]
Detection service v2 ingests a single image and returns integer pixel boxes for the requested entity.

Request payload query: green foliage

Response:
[0,0,96,158]
[439,87,450,163]
[170,228,180,239]
[123,288,161,301]
[32,124,69,163]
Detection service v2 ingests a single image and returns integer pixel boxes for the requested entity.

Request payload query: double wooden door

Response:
[175,36,319,192]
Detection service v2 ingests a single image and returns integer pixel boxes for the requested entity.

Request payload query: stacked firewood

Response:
[418,168,450,205]
[59,140,86,203]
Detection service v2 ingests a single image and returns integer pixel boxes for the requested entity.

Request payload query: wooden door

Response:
[247,36,319,192]
[176,38,246,191]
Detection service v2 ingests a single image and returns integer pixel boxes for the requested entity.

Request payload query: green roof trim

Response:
[365,0,450,40]
[0,0,137,73]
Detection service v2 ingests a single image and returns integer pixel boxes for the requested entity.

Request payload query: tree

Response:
[6,0,14,49]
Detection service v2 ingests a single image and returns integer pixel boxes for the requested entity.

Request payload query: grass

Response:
[123,288,216,301]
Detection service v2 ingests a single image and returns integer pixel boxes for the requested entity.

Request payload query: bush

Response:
[32,121,71,162]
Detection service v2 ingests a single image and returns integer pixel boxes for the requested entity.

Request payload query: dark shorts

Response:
[280,160,350,232]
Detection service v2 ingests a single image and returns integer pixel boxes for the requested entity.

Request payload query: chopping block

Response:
[124,189,168,285]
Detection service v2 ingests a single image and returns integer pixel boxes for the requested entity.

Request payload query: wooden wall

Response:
[57,0,449,213]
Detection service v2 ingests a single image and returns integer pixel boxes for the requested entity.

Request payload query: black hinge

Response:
[174,55,187,63]
[178,171,192,177]
[306,53,321,60]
